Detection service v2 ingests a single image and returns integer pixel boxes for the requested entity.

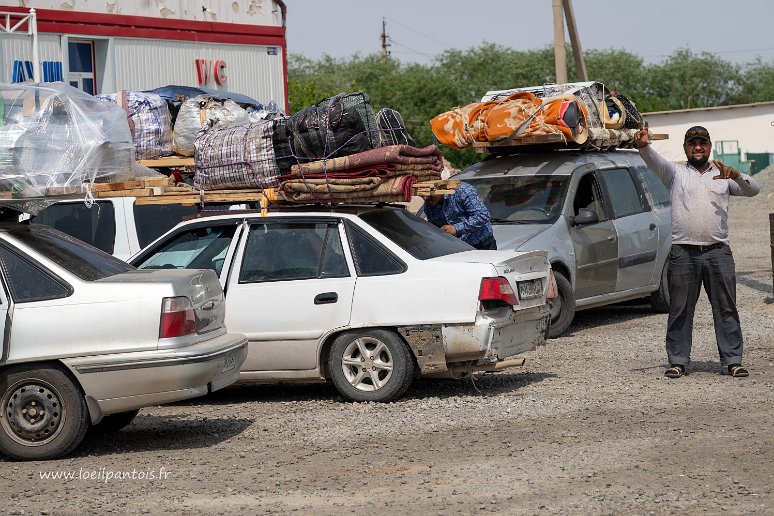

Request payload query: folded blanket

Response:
[279,174,418,203]
[289,144,444,175]
[280,162,441,181]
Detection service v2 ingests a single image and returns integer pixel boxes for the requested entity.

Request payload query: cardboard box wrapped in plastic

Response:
[0,83,134,198]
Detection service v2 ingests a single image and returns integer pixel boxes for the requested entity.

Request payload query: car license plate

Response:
[517,278,543,300]
[220,351,236,373]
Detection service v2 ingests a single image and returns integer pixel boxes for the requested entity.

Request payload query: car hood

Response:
[491,224,550,250]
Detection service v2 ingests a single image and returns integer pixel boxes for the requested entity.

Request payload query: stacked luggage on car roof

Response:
[0,83,452,208]
[190,91,443,202]
[430,81,649,153]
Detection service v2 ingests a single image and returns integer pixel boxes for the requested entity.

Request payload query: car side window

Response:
[31,201,116,254]
[0,244,72,302]
[240,222,348,283]
[136,224,238,276]
[635,165,671,208]
[600,168,646,218]
[344,222,406,277]
[573,172,607,220]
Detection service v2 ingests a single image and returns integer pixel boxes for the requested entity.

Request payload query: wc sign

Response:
[195,59,227,85]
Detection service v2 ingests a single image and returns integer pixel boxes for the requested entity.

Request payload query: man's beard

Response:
[687,155,709,168]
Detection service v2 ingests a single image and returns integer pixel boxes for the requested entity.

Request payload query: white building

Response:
[642,101,774,171]
[0,0,288,109]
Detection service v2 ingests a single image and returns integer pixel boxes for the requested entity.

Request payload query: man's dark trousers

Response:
[665,243,743,367]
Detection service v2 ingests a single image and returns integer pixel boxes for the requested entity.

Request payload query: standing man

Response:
[634,124,760,378]
[423,181,497,250]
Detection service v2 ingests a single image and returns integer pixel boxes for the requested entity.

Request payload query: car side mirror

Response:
[570,208,599,226]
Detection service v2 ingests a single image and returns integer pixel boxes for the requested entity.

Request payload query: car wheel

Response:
[547,270,575,338]
[89,409,140,435]
[649,262,670,313]
[0,365,89,461]
[328,329,416,402]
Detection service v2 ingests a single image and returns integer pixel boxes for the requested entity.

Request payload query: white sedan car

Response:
[130,205,554,402]
[0,222,247,460]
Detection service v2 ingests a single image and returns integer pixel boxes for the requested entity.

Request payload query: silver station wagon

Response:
[0,223,247,460]
[456,149,672,337]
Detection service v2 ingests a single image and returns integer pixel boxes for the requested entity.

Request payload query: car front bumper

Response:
[61,332,247,424]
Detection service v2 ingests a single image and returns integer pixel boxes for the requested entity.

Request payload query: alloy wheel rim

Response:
[340,337,394,391]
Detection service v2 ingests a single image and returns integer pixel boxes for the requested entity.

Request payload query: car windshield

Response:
[359,208,473,260]
[467,176,569,224]
[12,224,134,280]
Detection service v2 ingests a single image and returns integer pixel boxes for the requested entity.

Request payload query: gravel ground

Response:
[2,167,773,515]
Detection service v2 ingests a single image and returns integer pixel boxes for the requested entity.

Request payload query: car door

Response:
[598,167,660,292]
[132,220,243,282]
[0,276,8,364]
[567,169,618,299]
[225,218,355,372]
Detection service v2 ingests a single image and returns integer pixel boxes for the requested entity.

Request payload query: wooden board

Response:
[134,189,270,206]
[137,156,195,168]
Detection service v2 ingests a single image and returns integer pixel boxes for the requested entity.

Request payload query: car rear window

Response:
[10,225,134,280]
[358,208,472,260]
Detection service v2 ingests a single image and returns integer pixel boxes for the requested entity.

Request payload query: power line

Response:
[388,38,434,58]
[384,16,456,49]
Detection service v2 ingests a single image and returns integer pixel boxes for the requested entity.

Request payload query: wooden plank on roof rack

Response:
[137,156,195,168]
[133,188,269,206]
[472,133,565,152]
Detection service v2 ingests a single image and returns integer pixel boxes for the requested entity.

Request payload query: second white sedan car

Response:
[130,205,554,402]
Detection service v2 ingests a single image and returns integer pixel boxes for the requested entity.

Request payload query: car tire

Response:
[328,329,416,402]
[649,262,670,313]
[0,364,89,461]
[89,409,140,435]
[547,270,575,338]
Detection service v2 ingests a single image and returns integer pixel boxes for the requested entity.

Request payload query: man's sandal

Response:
[728,365,749,377]
[664,365,685,378]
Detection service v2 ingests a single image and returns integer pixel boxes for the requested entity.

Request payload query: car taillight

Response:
[479,277,519,306]
[159,296,196,338]
[546,270,558,299]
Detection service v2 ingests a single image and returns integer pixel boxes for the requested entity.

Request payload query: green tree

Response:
[736,58,774,103]
[286,46,773,170]
[644,49,743,110]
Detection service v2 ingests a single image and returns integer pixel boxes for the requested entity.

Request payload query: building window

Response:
[67,40,96,94]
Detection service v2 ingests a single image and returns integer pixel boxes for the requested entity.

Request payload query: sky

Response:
[285,0,774,66]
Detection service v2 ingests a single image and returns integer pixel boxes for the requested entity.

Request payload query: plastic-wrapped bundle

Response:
[246,100,285,122]
[173,95,249,156]
[0,83,133,197]
[194,119,280,190]
[96,91,173,160]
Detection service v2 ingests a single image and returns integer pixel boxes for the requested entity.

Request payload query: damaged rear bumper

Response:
[398,304,550,375]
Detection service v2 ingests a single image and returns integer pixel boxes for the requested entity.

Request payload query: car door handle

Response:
[607,235,616,242]
[649,223,657,231]
[314,292,338,305]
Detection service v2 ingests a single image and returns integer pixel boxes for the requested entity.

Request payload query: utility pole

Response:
[551,0,568,83]
[563,0,587,81]
[380,17,391,58]
[552,0,587,83]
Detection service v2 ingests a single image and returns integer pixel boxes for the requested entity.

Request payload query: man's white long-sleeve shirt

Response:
[638,145,760,245]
